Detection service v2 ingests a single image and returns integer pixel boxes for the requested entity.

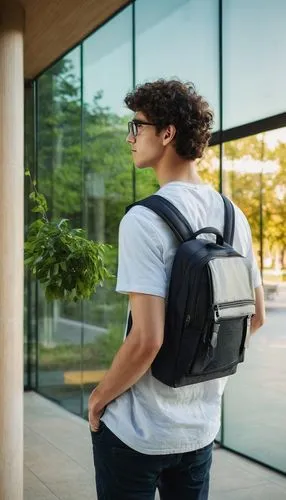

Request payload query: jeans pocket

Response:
[90,420,106,439]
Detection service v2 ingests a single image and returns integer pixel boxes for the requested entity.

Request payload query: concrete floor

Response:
[24,392,286,500]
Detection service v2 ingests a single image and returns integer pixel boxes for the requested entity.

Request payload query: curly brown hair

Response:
[124,79,214,161]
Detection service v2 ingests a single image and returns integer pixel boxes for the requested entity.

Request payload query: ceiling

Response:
[20,0,130,78]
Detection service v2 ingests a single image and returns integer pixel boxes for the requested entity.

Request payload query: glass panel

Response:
[222,127,286,473]
[223,0,286,129]
[82,7,133,419]
[37,48,83,415]
[136,0,219,130]
[198,145,220,190]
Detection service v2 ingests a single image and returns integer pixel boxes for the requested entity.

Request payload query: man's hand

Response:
[88,388,104,432]
[251,285,265,335]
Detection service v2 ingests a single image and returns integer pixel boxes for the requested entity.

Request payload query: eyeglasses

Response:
[128,119,156,137]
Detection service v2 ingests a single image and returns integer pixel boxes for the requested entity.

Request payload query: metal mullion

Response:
[218,0,225,448]
[210,112,286,146]
[132,1,136,203]
[35,78,39,392]
[80,42,84,418]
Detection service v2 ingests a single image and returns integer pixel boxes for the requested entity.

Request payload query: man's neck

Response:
[154,158,204,187]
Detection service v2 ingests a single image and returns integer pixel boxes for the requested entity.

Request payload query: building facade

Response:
[2,1,286,496]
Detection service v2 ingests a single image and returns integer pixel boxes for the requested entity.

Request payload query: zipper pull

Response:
[211,323,220,348]
[213,305,220,321]
[244,315,252,348]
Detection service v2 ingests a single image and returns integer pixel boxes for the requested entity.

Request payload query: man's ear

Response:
[162,125,176,145]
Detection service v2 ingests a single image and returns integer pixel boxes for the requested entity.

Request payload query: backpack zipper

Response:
[184,255,212,328]
[213,300,254,320]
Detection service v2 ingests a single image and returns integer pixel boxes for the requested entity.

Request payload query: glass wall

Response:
[222,128,286,472]
[223,0,286,128]
[25,0,286,474]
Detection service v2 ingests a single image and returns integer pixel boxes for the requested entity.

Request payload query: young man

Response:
[88,79,265,499]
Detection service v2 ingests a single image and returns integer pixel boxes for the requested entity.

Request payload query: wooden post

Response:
[0,1,25,498]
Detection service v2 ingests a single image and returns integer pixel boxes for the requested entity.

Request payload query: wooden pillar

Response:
[0,1,25,499]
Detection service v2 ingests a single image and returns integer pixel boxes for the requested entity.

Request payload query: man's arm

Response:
[251,285,265,334]
[88,293,165,430]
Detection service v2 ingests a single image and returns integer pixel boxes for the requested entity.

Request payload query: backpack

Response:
[125,193,255,388]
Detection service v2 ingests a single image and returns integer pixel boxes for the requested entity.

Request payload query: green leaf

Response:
[53,263,59,275]
[57,219,69,228]
[60,262,67,271]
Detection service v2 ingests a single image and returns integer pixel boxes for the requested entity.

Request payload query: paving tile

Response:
[24,467,59,500]
[25,429,91,485]
[25,393,94,472]
[210,483,286,500]
[45,480,97,500]
[27,453,91,486]
[210,449,286,499]
[25,422,94,473]
[210,450,269,492]
[268,474,286,491]
[229,453,286,487]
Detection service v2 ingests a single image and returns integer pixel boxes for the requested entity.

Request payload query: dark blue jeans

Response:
[91,422,213,500]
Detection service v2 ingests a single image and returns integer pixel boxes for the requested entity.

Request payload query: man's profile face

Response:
[126,112,165,169]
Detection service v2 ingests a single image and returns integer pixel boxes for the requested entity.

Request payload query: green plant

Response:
[24,169,114,302]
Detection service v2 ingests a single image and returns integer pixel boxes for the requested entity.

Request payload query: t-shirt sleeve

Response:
[116,209,167,298]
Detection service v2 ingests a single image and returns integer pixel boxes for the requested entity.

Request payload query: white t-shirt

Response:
[101,181,261,455]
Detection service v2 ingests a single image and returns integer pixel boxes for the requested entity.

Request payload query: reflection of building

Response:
[1,0,286,496]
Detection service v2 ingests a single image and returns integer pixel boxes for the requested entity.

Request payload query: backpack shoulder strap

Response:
[220,194,235,245]
[125,194,193,337]
[126,194,194,242]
